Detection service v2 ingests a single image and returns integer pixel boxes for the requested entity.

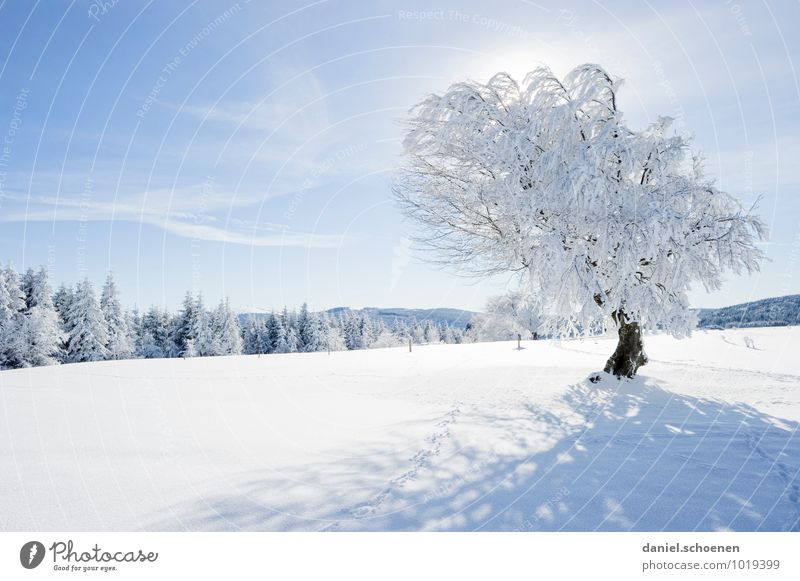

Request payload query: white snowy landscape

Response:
[2,4,799,580]
[2,326,798,532]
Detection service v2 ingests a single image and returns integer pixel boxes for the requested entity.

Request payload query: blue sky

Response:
[0,0,798,312]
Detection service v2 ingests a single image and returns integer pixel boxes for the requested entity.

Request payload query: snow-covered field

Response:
[1,327,798,532]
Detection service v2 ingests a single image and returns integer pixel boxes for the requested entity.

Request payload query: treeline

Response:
[0,262,467,371]
[696,295,800,330]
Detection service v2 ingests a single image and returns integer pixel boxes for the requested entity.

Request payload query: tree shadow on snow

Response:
[147,374,800,532]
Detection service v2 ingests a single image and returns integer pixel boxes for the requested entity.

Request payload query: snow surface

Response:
[1,327,798,532]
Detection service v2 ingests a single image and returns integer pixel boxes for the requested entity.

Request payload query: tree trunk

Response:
[604,311,647,378]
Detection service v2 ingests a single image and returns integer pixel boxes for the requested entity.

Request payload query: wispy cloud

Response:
[0,190,348,249]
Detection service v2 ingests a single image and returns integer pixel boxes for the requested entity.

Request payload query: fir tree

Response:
[213,298,243,355]
[171,292,198,357]
[0,266,21,368]
[0,264,26,368]
[18,267,64,366]
[100,272,133,359]
[270,313,289,354]
[140,306,169,358]
[285,325,300,353]
[65,279,109,363]
[127,308,142,356]
[53,284,74,320]
[192,294,219,357]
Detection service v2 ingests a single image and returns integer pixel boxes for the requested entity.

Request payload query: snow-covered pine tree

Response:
[52,283,74,361]
[297,303,324,352]
[171,292,198,357]
[323,315,347,352]
[410,322,425,345]
[139,306,170,358]
[184,338,197,358]
[127,308,142,357]
[395,64,766,377]
[256,318,272,353]
[0,264,27,368]
[423,320,441,344]
[18,267,64,366]
[264,313,278,354]
[296,303,310,351]
[0,266,21,369]
[270,313,289,354]
[65,279,109,363]
[0,268,12,369]
[21,268,36,310]
[285,324,300,353]
[441,324,456,344]
[192,294,219,357]
[342,312,361,350]
[52,283,74,320]
[138,330,162,359]
[100,272,133,360]
[212,298,242,355]
[371,326,402,348]
[361,315,378,348]
[156,308,172,356]
[242,315,264,355]
[393,320,409,342]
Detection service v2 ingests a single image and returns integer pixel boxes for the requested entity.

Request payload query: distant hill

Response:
[239,295,800,332]
[695,295,800,329]
[326,307,475,328]
[239,306,476,329]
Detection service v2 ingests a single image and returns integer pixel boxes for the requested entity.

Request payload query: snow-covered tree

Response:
[285,324,300,353]
[256,317,274,354]
[371,327,403,348]
[0,264,27,368]
[65,279,109,363]
[100,272,133,359]
[192,294,219,357]
[183,338,197,358]
[213,298,242,355]
[297,303,324,352]
[423,320,441,344]
[52,283,75,360]
[0,266,21,368]
[243,316,264,354]
[171,292,198,357]
[395,64,766,376]
[21,268,36,310]
[410,322,426,345]
[0,274,12,369]
[127,308,142,356]
[269,313,289,354]
[18,267,64,366]
[296,303,310,351]
[470,292,541,342]
[139,306,170,358]
[53,284,74,320]
[441,324,457,344]
[341,311,365,350]
[320,314,347,352]
[138,330,162,359]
